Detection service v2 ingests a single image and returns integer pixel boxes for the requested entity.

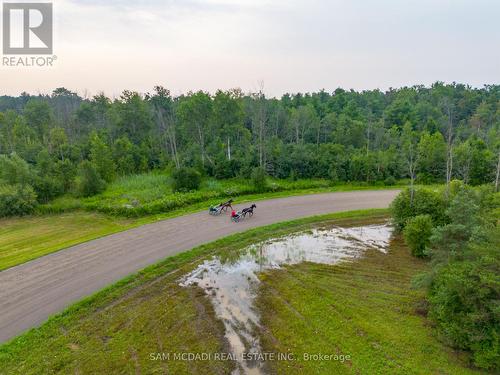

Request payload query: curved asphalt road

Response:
[0,190,399,343]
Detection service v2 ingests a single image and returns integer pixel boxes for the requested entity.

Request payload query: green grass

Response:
[0,213,136,271]
[256,237,479,374]
[0,209,480,374]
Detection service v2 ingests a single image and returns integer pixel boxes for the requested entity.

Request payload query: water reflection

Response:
[180,224,392,374]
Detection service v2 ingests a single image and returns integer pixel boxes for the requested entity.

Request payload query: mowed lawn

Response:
[0,212,480,374]
[0,213,136,271]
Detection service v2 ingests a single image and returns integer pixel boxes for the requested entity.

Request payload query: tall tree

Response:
[251,87,268,168]
[440,97,456,194]
[402,122,418,204]
[178,91,213,166]
[148,86,180,168]
[89,132,115,182]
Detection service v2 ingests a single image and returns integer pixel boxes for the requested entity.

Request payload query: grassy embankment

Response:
[0,210,479,374]
[0,172,404,271]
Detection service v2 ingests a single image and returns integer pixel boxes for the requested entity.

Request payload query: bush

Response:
[171,167,201,192]
[384,176,396,186]
[0,184,37,217]
[429,236,500,370]
[33,176,64,203]
[390,188,447,231]
[403,214,433,257]
[251,167,268,192]
[429,188,482,259]
[0,153,35,186]
[77,161,106,197]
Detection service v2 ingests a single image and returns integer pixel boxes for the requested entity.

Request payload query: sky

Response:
[0,0,499,98]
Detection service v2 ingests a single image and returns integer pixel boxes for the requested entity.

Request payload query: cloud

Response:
[0,0,498,97]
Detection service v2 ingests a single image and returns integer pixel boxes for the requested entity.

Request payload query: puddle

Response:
[180,224,392,374]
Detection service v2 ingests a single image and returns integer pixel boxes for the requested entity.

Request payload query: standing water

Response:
[180,224,392,374]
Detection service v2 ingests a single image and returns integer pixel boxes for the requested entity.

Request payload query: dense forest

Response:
[0,83,499,211]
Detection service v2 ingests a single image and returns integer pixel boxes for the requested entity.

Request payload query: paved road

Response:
[0,190,399,343]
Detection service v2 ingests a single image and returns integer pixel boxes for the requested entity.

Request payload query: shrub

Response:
[429,188,482,259]
[403,214,433,257]
[0,153,34,186]
[251,167,268,192]
[429,234,500,370]
[171,167,201,192]
[33,176,64,203]
[76,161,106,197]
[384,176,396,186]
[53,159,77,193]
[390,188,447,231]
[0,184,37,217]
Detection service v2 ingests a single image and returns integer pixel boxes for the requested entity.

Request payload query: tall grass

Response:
[37,172,400,217]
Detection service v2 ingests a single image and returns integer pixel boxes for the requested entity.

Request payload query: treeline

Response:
[0,83,499,214]
[391,183,499,370]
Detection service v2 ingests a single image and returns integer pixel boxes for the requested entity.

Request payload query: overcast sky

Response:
[1,0,499,97]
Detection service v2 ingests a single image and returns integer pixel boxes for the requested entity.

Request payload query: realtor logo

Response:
[3,2,53,54]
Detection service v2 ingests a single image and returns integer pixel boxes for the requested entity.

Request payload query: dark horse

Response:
[241,204,256,218]
[220,199,234,211]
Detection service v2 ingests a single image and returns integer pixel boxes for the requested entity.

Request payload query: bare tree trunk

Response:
[227,137,231,161]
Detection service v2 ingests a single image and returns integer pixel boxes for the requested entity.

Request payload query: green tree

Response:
[48,127,69,160]
[113,136,137,175]
[113,91,153,143]
[148,86,180,168]
[417,131,446,182]
[77,161,106,197]
[177,91,213,167]
[429,228,500,370]
[390,187,447,231]
[89,132,115,183]
[401,122,419,203]
[23,99,53,140]
[429,188,481,260]
[403,214,433,257]
[0,153,34,186]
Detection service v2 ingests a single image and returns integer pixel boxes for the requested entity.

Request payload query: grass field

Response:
[0,210,479,374]
[256,237,477,374]
[0,213,136,271]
